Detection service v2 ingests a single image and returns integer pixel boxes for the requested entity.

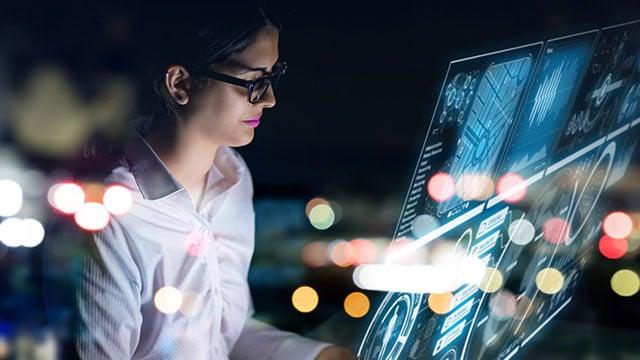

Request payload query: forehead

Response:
[232,26,279,69]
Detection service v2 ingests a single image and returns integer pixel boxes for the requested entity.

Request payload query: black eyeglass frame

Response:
[191,61,287,104]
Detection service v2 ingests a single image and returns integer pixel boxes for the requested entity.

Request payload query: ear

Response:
[164,65,192,105]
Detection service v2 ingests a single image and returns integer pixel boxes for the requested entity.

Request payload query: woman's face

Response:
[181,25,280,147]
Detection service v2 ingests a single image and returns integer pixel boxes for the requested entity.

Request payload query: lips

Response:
[242,115,261,128]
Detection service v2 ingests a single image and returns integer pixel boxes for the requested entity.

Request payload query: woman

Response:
[72,3,355,360]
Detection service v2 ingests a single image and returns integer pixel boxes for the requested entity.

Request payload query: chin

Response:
[230,132,255,147]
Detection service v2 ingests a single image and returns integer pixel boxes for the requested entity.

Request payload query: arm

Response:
[75,219,143,359]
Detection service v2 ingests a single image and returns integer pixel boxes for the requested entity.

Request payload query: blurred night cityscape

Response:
[0,1,639,359]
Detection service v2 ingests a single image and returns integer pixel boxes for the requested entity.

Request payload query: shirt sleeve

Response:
[75,219,144,359]
[229,317,332,360]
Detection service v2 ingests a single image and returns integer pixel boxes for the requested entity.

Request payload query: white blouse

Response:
[75,130,330,359]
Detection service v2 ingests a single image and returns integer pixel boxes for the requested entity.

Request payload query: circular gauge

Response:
[357,292,423,360]
[565,141,614,246]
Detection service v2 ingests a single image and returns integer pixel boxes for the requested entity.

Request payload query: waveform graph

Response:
[499,30,598,179]
[529,63,563,128]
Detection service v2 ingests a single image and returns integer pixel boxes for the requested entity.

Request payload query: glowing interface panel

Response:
[358,20,640,360]
[393,43,542,242]
[500,31,597,179]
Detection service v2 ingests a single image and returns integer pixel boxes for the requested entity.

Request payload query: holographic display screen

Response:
[554,21,640,160]
[358,20,640,360]
[499,31,597,178]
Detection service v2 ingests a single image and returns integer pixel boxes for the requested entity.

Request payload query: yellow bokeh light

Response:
[308,204,335,230]
[292,286,319,313]
[610,269,640,297]
[535,268,564,295]
[478,267,504,293]
[343,292,370,318]
[305,197,329,217]
[428,292,454,314]
[154,286,183,314]
[456,173,494,201]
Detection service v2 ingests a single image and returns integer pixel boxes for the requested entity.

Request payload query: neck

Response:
[145,119,218,203]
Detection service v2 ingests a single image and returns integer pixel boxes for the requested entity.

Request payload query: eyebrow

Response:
[226,59,275,75]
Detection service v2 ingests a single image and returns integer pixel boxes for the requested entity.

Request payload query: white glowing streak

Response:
[353,263,485,294]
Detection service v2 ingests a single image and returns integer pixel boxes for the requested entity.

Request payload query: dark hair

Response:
[80,1,281,171]
[133,1,282,134]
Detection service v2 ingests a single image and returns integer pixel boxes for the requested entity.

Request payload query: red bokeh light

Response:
[598,235,628,259]
[496,173,527,203]
[543,217,570,244]
[349,239,378,265]
[427,172,455,203]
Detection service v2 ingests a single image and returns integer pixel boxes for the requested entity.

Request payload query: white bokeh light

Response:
[50,183,85,214]
[0,218,23,247]
[20,218,45,247]
[74,202,110,231]
[154,286,183,314]
[0,180,23,217]
[103,185,133,215]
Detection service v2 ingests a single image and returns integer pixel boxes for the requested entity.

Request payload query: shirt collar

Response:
[122,123,244,202]
[122,126,183,200]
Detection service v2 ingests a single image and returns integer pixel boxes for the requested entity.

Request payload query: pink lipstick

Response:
[242,116,261,128]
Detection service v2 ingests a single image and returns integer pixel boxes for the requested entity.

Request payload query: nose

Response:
[258,86,276,109]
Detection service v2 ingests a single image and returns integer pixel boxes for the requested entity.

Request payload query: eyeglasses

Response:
[192,61,287,104]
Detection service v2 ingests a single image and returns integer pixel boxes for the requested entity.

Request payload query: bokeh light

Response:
[302,241,329,267]
[535,268,564,294]
[349,239,378,265]
[184,231,210,257]
[456,173,494,201]
[19,218,45,248]
[0,217,44,248]
[50,182,85,214]
[603,211,633,239]
[543,217,570,244]
[0,218,24,247]
[305,197,330,217]
[489,290,517,320]
[496,173,527,203]
[330,240,356,267]
[479,267,504,293]
[308,203,335,230]
[103,185,133,215]
[291,286,319,313]
[179,291,204,317]
[343,291,370,318]
[74,202,110,231]
[508,218,535,245]
[599,235,628,260]
[0,179,23,217]
[610,269,640,297]
[428,292,454,314]
[427,172,455,202]
[154,286,183,314]
[411,214,439,238]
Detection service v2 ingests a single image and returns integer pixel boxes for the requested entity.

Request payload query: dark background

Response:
[0,0,639,359]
